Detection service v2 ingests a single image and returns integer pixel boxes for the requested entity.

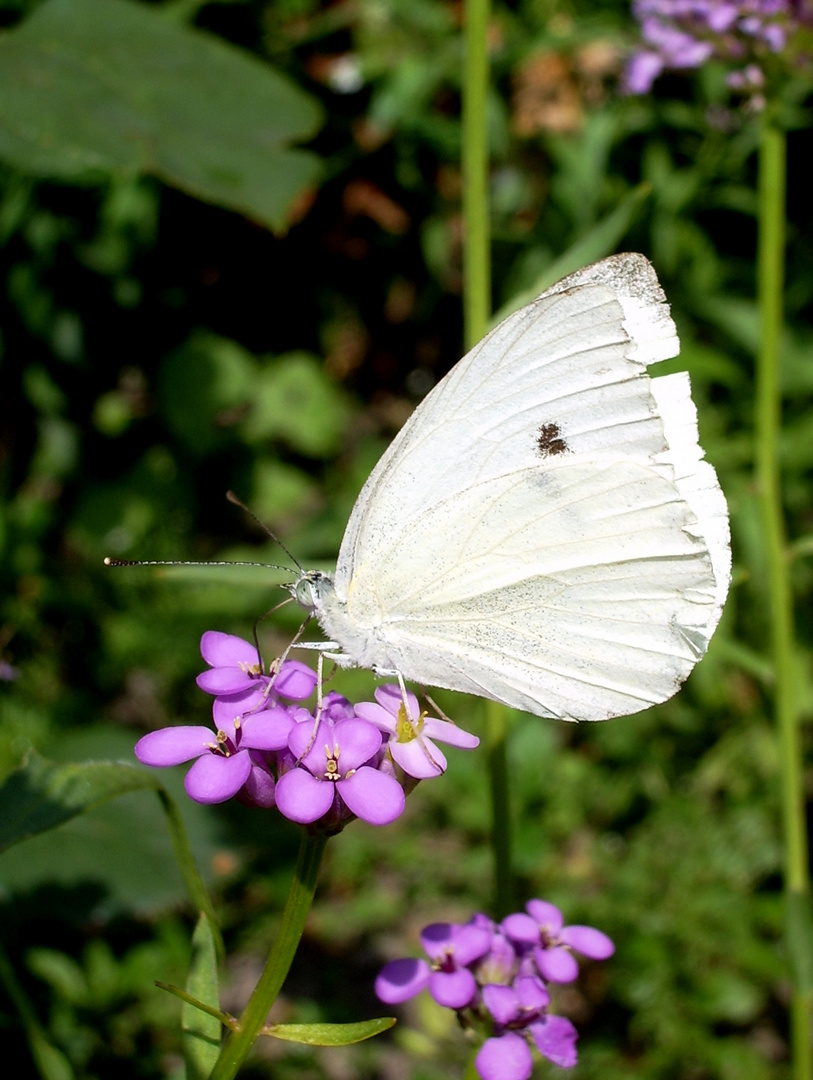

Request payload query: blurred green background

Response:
[0,0,810,1077]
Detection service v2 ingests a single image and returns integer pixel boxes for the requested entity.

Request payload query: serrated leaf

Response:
[183,914,222,1080]
[0,0,324,231]
[263,1017,396,1045]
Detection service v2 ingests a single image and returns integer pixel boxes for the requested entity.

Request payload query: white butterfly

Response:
[293,253,731,722]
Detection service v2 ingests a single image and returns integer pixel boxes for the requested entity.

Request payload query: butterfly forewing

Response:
[316,253,730,721]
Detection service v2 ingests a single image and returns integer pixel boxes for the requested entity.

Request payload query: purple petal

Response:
[530,1015,578,1068]
[477,929,519,983]
[421,717,479,749]
[135,726,215,767]
[535,945,579,984]
[671,38,714,68]
[476,1033,533,1080]
[762,24,786,50]
[212,686,269,724]
[390,737,446,779]
[337,767,405,825]
[707,3,738,31]
[515,974,549,1011]
[375,958,431,1004]
[560,925,615,960]
[482,983,520,1025]
[501,912,540,947]
[321,691,356,723]
[623,51,663,93]
[287,717,323,764]
[185,750,252,804]
[240,707,294,751]
[274,767,335,823]
[436,924,493,967]
[332,718,383,769]
[526,900,563,935]
[292,718,382,774]
[470,913,496,933]
[273,660,318,701]
[420,923,456,957]
[200,631,259,668]
[353,700,397,734]
[375,682,419,719]
[240,756,276,808]
[428,968,477,1009]
[196,667,260,694]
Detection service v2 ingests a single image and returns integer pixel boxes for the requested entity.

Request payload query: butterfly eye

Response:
[293,573,322,611]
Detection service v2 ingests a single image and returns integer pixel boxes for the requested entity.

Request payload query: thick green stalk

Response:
[486,698,514,917]
[756,122,811,1079]
[462,0,490,351]
[463,0,513,916]
[208,831,328,1080]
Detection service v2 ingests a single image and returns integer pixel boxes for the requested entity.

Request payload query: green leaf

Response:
[263,1017,396,1046]
[158,332,259,456]
[0,743,222,949]
[240,352,353,459]
[183,914,222,1080]
[0,0,324,231]
[0,751,162,853]
[0,940,76,1080]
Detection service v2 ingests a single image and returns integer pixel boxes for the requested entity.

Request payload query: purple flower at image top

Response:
[624,0,812,102]
[134,631,479,832]
[376,902,614,1080]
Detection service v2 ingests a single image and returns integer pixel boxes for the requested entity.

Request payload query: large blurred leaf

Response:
[0,749,159,853]
[0,733,224,918]
[0,0,324,231]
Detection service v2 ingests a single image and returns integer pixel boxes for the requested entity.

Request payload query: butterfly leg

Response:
[393,673,447,776]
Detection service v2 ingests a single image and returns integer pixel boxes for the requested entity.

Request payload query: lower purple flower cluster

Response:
[134,631,479,831]
[375,900,614,1079]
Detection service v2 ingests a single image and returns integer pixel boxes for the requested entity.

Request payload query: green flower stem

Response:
[756,122,811,1080]
[463,0,513,917]
[462,0,490,352]
[157,789,225,963]
[487,698,514,918]
[208,830,328,1080]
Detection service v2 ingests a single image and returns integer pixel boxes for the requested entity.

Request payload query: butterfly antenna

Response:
[103,557,293,572]
[226,491,304,572]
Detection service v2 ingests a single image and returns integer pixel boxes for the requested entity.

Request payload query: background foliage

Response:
[0,0,810,1077]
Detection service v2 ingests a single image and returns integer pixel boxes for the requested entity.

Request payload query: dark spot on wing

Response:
[536,422,568,458]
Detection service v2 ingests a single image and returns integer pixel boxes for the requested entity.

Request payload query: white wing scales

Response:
[315,253,731,721]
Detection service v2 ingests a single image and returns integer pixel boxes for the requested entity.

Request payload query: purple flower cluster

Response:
[134,632,479,831]
[625,0,809,100]
[375,900,614,1080]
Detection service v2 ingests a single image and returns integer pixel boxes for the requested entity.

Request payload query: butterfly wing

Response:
[319,253,730,720]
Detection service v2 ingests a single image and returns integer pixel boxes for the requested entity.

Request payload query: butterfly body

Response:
[295,254,731,722]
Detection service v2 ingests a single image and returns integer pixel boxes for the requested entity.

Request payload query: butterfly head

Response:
[289,569,334,614]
